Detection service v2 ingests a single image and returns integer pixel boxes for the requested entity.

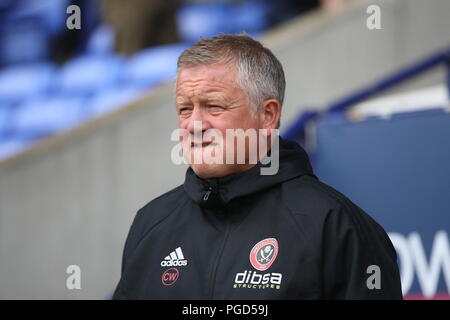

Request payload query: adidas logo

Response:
[160,247,188,267]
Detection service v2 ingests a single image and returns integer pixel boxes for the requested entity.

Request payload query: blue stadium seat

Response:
[12,95,88,136]
[85,24,115,55]
[0,17,49,65]
[123,43,189,89]
[58,54,124,96]
[176,1,269,43]
[0,0,69,65]
[232,0,270,34]
[88,86,146,118]
[6,0,69,36]
[0,62,55,104]
[176,3,235,43]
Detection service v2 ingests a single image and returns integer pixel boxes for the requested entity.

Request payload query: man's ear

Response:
[259,99,281,131]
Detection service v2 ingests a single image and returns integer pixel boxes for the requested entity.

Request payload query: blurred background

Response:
[0,0,449,299]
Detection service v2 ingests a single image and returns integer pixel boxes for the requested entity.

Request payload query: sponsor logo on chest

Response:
[233,238,283,290]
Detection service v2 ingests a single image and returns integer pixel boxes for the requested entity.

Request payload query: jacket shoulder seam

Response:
[127,185,187,258]
[284,176,372,249]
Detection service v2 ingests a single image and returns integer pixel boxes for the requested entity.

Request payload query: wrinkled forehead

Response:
[175,63,241,98]
[176,61,239,84]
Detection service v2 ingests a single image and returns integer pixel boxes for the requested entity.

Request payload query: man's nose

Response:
[186,108,211,135]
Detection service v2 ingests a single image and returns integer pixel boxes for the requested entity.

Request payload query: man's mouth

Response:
[191,141,216,148]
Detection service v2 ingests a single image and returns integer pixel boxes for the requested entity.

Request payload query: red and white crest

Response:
[249,238,279,271]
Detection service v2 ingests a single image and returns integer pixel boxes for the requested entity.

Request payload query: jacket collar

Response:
[183,137,316,209]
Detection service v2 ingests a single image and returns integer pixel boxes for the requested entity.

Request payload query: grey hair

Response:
[176,34,285,117]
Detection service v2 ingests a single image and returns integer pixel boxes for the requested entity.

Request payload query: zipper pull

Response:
[203,187,213,201]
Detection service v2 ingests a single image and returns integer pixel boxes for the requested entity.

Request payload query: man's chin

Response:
[190,163,255,179]
[190,163,228,179]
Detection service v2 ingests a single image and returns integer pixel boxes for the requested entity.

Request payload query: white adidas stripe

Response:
[175,247,184,259]
[164,247,184,261]
[161,247,188,267]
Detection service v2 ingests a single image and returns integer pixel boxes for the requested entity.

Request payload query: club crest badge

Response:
[249,238,279,271]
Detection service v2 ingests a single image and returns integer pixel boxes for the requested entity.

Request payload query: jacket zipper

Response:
[207,219,231,299]
[203,187,212,201]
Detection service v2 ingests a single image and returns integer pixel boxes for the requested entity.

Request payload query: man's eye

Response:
[179,108,192,115]
[207,105,224,110]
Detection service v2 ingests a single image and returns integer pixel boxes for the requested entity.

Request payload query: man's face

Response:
[175,63,263,179]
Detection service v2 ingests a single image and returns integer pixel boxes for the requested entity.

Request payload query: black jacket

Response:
[113,138,402,299]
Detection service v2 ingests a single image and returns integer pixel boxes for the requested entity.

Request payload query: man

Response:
[112,34,403,299]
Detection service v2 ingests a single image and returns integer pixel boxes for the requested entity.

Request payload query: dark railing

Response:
[283,46,450,141]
